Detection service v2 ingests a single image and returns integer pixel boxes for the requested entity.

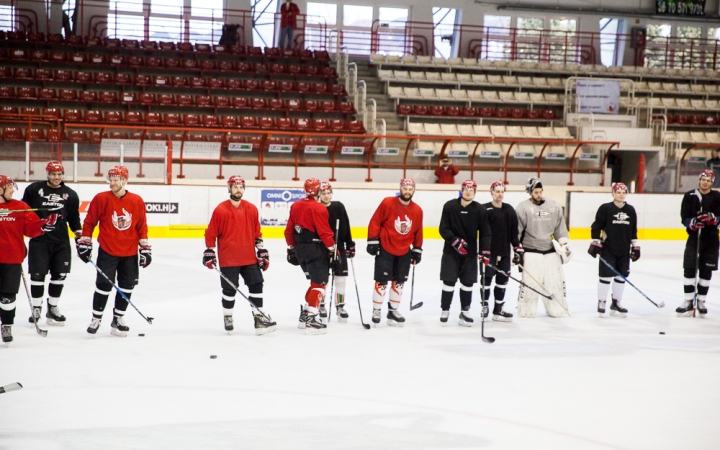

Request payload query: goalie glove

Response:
[552,238,572,264]
[451,237,468,255]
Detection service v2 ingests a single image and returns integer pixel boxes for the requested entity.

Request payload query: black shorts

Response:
[28,239,72,276]
[482,255,510,285]
[0,263,22,295]
[440,250,478,286]
[332,252,349,276]
[96,247,139,289]
[599,249,631,278]
[374,248,412,284]
[295,241,330,285]
[220,264,263,291]
[683,243,718,272]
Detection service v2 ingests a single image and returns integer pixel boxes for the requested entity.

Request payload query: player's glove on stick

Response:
[75,236,92,263]
[139,244,152,268]
[689,217,704,232]
[699,212,718,227]
[203,248,217,269]
[346,240,356,258]
[411,247,422,265]
[257,248,270,271]
[479,250,491,265]
[630,245,641,262]
[41,213,58,233]
[451,237,468,255]
[512,246,524,265]
[366,238,380,256]
[287,246,300,266]
[588,240,603,258]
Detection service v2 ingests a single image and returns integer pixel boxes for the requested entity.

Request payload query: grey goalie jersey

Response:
[516,197,569,251]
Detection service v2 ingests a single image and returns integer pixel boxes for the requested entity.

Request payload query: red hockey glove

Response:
[257,248,270,271]
[451,237,468,255]
[346,241,356,258]
[139,245,152,268]
[699,212,718,227]
[630,245,641,262]
[689,217,705,232]
[41,213,58,233]
[478,250,491,266]
[75,236,92,263]
[512,246,524,265]
[203,248,217,269]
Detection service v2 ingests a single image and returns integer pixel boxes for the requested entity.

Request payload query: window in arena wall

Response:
[645,24,672,68]
[599,18,626,67]
[107,0,144,39]
[252,0,279,48]
[676,26,702,69]
[305,2,336,51]
[149,1,184,41]
[377,7,409,56]
[549,18,578,64]
[189,0,223,44]
[516,17,544,61]
[0,5,14,31]
[433,8,460,59]
[482,15,511,61]
[343,5,374,55]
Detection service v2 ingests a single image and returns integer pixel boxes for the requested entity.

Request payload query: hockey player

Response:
[482,181,521,322]
[677,170,720,317]
[319,181,355,322]
[515,177,570,317]
[588,183,640,318]
[0,175,57,344]
[438,180,491,326]
[367,179,423,327]
[204,175,276,334]
[76,166,151,337]
[22,161,81,326]
[285,178,336,334]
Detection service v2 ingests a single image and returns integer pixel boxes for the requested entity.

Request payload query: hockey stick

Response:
[517,263,571,316]
[692,189,703,317]
[0,382,23,394]
[20,268,47,337]
[88,258,154,324]
[349,258,371,329]
[409,263,423,310]
[213,265,272,322]
[327,219,341,324]
[479,263,495,343]
[0,205,63,215]
[487,263,553,300]
[598,256,665,308]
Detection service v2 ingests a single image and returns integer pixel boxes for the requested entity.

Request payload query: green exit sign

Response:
[479,151,501,158]
[269,144,293,153]
[377,147,400,155]
[546,152,566,160]
[448,150,469,157]
[580,153,600,161]
[513,152,535,159]
[341,146,364,155]
[228,143,252,152]
[413,149,435,156]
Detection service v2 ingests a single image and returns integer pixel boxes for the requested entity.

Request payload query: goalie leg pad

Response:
[518,253,542,317]
[540,253,568,317]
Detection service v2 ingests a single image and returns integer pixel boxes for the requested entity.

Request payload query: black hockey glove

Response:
[287,246,300,266]
[139,245,152,268]
[451,237,468,255]
[366,238,380,256]
[479,250,491,266]
[630,245,641,262]
[40,213,58,233]
[203,248,217,269]
[346,240,356,258]
[410,247,422,265]
[75,236,93,263]
[257,248,270,271]
[588,240,603,258]
[512,246,524,266]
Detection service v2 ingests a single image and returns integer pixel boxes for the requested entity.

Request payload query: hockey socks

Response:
[389,281,404,310]
[441,283,454,311]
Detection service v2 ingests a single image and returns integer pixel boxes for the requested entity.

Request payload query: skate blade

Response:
[337,317,348,323]
[305,327,328,335]
[676,311,693,317]
[255,325,277,336]
[387,319,405,327]
[492,315,512,323]
[458,320,474,327]
[610,311,627,318]
[110,328,128,337]
[297,322,307,329]
[698,312,707,318]
[440,320,448,327]
[46,319,65,327]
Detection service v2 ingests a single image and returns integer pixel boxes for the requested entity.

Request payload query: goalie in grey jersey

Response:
[515,177,570,317]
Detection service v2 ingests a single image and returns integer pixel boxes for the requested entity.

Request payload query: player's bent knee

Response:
[248,283,263,294]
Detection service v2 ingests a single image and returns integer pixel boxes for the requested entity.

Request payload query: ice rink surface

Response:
[1,238,719,450]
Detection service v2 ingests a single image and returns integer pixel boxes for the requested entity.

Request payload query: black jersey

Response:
[483,202,520,258]
[22,181,81,244]
[325,201,353,250]
[590,202,638,256]
[681,189,720,248]
[439,198,491,256]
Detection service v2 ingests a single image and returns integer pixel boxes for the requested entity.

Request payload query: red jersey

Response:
[205,200,262,268]
[368,196,423,256]
[434,165,459,184]
[0,200,44,264]
[284,197,335,248]
[82,190,148,257]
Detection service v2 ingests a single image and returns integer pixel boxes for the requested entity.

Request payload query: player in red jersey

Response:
[0,175,57,344]
[367,178,423,327]
[204,175,276,335]
[76,166,151,337]
[285,178,335,334]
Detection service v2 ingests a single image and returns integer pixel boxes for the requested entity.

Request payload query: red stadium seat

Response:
[196,42,212,52]
[268,99,285,110]
[183,114,201,127]
[75,71,92,83]
[110,55,127,66]
[35,69,53,81]
[277,118,295,131]
[27,129,46,141]
[430,106,445,116]
[43,108,62,120]
[136,75,151,86]
[79,91,98,102]
[67,35,86,46]
[49,51,66,62]
[541,110,556,120]
[48,33,64,44]
[100,91,118,103]
[14,68,33,79]
[141,93,159,105]
[413,105,428,115]
[183,59,199,70]
[270,63,286,74]
[240,116,259,128]
[0,67,11,78]
[479,107,495,117]
[304,66,319,76]
[706,116,719,126]
[160,41,176,51]
[122,39,139,49]
[218,61,234,71]
[279,81,296,92]
[39,88,57,100]
[31,50,49,62]
[89,54,106,65]
[190,77,206,88]
[20,107,41,116]
[202,115,219,127]
[59,89,77,101]
[262,81,278,91]
[348,121,366,133]
[200,60,217,70]
[248,47,263,56]
[121,92,137,104]
[288,64,302,75]
[313,119,329,132]
[312,83,328,94]
[177,94,194,106]
[141,40,158,50]
[116,73,132,85]
[108,131,129,140]
[105,112,124,124]
[511,108,526,119]
[54,70,73,82]
[338,102,355,113]
[87,36,103,46]
[196,95,212,107]
[304,100,319,112]
[462,107,477,117]
[296,82,311,93]
[172,76,189,88]
[282,48,297,58]
[175,41,192,51]
[322,67,338,78]
[46,130,61,142]
[691,115,703,125]
[296,118,313,131]
[396,104,411,115]
[128,56,144,67]
[496,108,509,118]
[0,87,14,98]
[18,87,38,99]
[214,96,231,108]
[253,63,269,74]
[146,57,163,68]
[164,114,181,126]
[265,47,281,58]
[527,109,540,119]
[232,97,250,109]
[126,112,144,125]
[208,78,225,89]
[146,113,163,125]
[287,99,302,111]
[236,62,252,72]
[321,101,336,112]
[27,32,43,42]
[331,120,348,132]
[314,50,330,60]
[1,128,23,141]
[67,130,87,143]
[258,117,276,129]
[213,44,229,53]
[251,98,267,109]
[244,79,260,91]
[94,72,113,84]
[69,53,86,63]
[226,79,243,90]
[446,106,460,116]
[153,76,170,87]
[165,58,181,69]
[88,131,102,144]
[106,39,121,48]
[84,111,103,123]
[221,116,239,128]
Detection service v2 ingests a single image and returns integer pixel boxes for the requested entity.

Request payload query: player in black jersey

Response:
[22,161,81,326]
[319,181,355,322]
[588,183,639,318]
[677,170,720,317]
[482,181,521,322]
[438,180,492,326]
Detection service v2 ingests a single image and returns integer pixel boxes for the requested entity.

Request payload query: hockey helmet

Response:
[699,169,715,182]
[320,181,333,193]
[107,165,129,181]
[611,182,628,193]
[46,161,65,174]
[304,178,321,196]
[525,177,542,193]
[400,178,415,188]
[461,180,477,191]
[0,175,17,190]
[227,175,245,189]
[489,180,505,193]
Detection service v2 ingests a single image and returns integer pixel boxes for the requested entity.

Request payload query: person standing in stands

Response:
[278,0,300,49]
[435,157,459,184]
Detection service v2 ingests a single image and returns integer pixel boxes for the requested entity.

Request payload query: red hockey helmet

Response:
[489,180,505,193]
[0,175,17,190]
[320,181,333,193]
[46,161,65,174]
[304,178,321,196]
[461,180,477,191]
[699,169,715,182]
[228,175,245,189]
[107,165,129,181]
[611,182,628,193]
[400,178,415,188]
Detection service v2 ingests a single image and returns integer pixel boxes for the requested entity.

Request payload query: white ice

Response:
[1,239,719,450]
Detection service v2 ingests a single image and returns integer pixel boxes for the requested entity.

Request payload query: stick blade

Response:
[482,336,495,344]
[362,324,371,330]
[146,317,154,324]
[410,302,424,311]
[657,301,666,309]
[0,382,23,394]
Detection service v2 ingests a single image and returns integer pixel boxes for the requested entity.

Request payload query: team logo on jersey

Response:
[394,215,413,235]
[294,225,302,234]
[112,208,132,231]
[613,212,630,225]
[38,188,67,207]
[530,207,551,221]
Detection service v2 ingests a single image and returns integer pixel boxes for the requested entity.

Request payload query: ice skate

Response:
[46,304,66,326]
[298,305,309,329]
[28,306,41,324]
[319,302,328,319]
[224,315,234,332]
[459,310,474,327]
[110,315,129,337]
[305,313,327,335]
[676,300,694,317]
[610,299,627,318]
[597,299,606,316]
[253,311,277,335]
[386,303,405,327]
[697,299,707,317]
[87,317,101,335]
[1,325,12,344]
[492,302,513,322]
[440,310,449,326]
[372,308,381,327]
[336,304,349,323]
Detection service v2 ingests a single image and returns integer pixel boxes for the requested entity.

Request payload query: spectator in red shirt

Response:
[435,157,459,184]
[279,0,300,49]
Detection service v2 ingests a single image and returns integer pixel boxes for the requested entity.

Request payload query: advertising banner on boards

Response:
[259,189,306,226]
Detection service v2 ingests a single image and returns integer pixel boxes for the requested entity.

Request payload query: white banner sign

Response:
[575,80,620,114]
[100,140,221,160]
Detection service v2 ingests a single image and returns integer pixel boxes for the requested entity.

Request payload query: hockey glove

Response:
[366,238,380,256]
[588,240,603,258]
[203,248,217,269]
[346,240,356,258]
[479,250,491,266]
[41,213,58,233]
[75,236,93,263]
[287,246,300,266]
[689,217,705,232]
[512,246,524,266]
[410,247,423,265]
[139,245,152,268]
[630,245,641,262]
[451,237,468,255]
[257,248,270,271]
[699,212,719,227]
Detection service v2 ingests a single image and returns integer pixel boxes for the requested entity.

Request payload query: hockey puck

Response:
[138,333,145,337]
[210,355,217,359]
[659,332,666,335]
